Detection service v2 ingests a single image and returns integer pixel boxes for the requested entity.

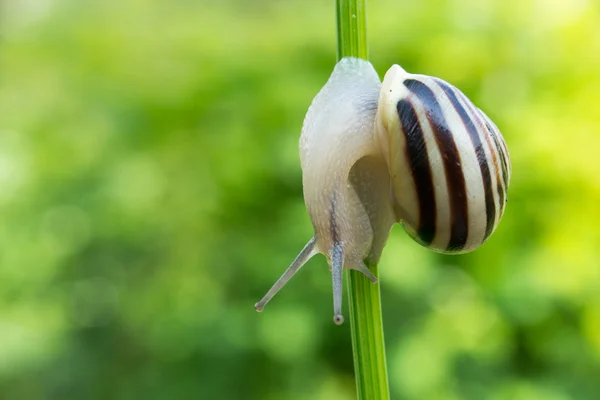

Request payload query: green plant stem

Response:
[335,0,368,60]
[346,263,390,400]
[336,1,391,399]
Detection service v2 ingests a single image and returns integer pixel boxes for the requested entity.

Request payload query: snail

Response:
[255,58,511,324]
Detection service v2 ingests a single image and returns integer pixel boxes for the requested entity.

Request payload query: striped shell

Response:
[376,65,511,253]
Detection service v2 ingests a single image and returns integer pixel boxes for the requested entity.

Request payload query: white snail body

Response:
[255,58,511,324]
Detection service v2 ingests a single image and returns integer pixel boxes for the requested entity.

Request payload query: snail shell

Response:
[255,58,511,324]
[377,64,511,253]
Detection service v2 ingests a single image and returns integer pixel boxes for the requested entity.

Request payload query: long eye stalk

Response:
[331,242,344,325]
[255,237,317,312]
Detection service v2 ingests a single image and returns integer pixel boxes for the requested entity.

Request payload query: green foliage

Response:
[0,0,599,399]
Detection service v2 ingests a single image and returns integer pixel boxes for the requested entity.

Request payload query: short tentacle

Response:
[351,261,378,283]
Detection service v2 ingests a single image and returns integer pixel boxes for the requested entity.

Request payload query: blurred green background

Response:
[1,0,599,399]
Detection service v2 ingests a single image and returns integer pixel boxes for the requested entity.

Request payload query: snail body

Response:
[255,58,510,324]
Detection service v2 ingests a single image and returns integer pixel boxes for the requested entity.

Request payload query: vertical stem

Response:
[336,1,391,399]
[335,0,368,60]
[346,263,390,399]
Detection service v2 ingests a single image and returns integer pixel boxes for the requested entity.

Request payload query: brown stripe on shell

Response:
[396,98,436,246]
[403,79,469,251]
[487,127,509,213]
[459,98,507,217]
[434,79,496,241]
[487,123,510,190]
